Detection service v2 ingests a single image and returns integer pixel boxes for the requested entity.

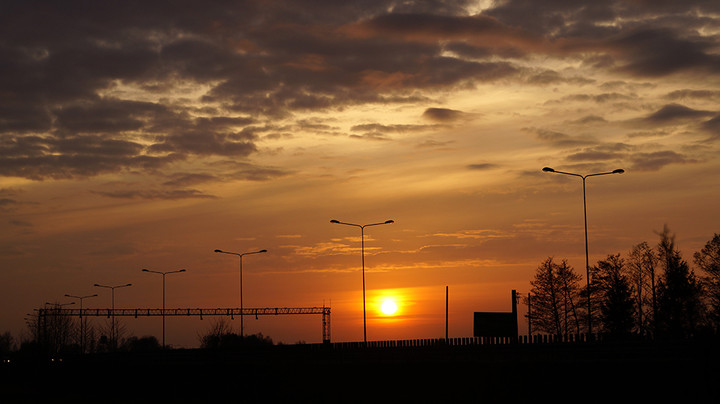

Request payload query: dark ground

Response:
[3,340,719,403]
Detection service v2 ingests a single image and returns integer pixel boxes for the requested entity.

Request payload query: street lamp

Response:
[64,293,97,353]
[542,166,624,335]
[330,219,394,343]
[94,283,132,349]
[142,268,186,348]
[214,249,267,337]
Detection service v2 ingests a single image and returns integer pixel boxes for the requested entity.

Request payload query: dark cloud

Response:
[545,92,638,105]
[566,115,608,125]
[93,188,216,200]
[701,115,720,141]
[665,89,720,101]
[162,173,218,187]
[416,139,454,148]
[422,108,464,122]
[643,104,715,124]
[629,150,697,171]
[351,123,442,133]
[566,150,621,162]
[526,127,596,148]
[524,69,595,86]
[1,0,719,182]
[149,132,257,157]
[349,121,447,140]
[564,143,632,162]
[467,163,499,170]
[0,148,177,180]
[225,162,291,181]
[0,198,18,212]
[558,140,699,172]
[349,132,392,141]
[608,27,720,77]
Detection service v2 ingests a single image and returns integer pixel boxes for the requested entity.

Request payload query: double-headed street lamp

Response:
[142,268,186,348]
[330,219,394,343]
[94,283,132,349]
[64,293,97,353]
[542,166,624,335]
[214,248,267,337]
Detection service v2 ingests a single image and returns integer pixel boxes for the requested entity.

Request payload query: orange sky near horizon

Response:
[2,1,720,347]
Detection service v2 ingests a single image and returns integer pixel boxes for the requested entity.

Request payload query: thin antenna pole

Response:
[445,286,449,341]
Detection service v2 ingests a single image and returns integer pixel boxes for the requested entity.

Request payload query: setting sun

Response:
[380,299,398,315]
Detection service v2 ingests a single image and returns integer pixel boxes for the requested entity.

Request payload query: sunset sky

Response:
[2,0,720,347]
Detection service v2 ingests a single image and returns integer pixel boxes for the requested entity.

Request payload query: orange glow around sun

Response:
[380,298,398,316]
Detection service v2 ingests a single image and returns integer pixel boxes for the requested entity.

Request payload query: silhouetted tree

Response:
[122,336,161,352]
[592,254,635,338]
[557,259,582,334]
[97,317,129,352]
[628,241,658,336]
[35,303,75,354]
[199,318,273,350]
[0,331,14,356]
[199,318,233,348]
[527,257,582,336]
[694,233,720,332]
[655,226,705,339]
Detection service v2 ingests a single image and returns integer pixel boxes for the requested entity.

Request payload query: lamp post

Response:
[542,166,624,335]
[64,293,97,353]
[330,219,394,343]
[214,249,267,337]
[142,268,186,348]
[94,283,132,349]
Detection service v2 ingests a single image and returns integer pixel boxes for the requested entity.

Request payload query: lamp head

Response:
[385,220,394,224]
[179,269,187,272]
[330,219,340,224]
[542,167,555,172]
[613,169,625,174]
[214,249,223,253]
[259,249,267,253]
[142,268,149,272]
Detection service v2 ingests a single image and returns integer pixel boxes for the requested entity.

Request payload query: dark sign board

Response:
[473,290,518,338]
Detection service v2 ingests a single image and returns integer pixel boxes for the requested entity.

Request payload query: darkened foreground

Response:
[2,339,719,403]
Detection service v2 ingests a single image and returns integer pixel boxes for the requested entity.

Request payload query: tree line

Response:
[526,225,720,340]
[5,313,276,357]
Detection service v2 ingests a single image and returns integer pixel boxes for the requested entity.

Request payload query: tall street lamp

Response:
[94,283,132,349]
[214,249,267,337]
[542,166,624,335]
[330,219,394,343]
[64,293,97,353]
[142,268,186,348]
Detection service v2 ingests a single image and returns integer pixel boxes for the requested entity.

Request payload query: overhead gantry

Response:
[36,306,332,343]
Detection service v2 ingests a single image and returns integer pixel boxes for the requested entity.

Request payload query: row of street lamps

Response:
[61,251,271,350]
[216,220,397,345]
[59,166,621,346]
[326,164,624,341]
[64,273,183,350]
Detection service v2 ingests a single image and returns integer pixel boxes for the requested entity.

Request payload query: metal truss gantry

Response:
[37,306,331,343]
